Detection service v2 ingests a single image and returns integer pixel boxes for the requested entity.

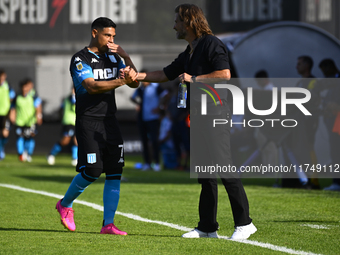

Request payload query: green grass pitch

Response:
[0,154,339,254]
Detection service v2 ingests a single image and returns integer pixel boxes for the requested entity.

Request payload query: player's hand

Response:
[121,66,133,79]
[107,43,129,59]
[119,67,130,79]
[36,117,43,126]
[124,67,138,84]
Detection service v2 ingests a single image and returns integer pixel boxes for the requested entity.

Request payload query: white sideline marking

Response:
[300,224,330,230]
[0,183,322,255]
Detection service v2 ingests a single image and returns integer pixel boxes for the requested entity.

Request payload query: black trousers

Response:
[138,118,160,165]
[197,177,252,232]
[191,106,252,232]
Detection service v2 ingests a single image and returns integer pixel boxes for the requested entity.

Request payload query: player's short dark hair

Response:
[0,69,5,76]
[91,17,116,30]
[19,78,32,88]
[298,56,314,70]
[254,70,268,78]
[319,58,336,69]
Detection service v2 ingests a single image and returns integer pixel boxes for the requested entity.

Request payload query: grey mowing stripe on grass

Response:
[0,183,323,255]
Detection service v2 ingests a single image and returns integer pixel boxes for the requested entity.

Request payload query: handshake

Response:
[120,66,139,84]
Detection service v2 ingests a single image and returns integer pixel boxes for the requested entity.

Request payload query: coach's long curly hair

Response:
[175,4,213,38]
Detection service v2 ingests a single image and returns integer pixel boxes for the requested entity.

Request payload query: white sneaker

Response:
[182,229,218,238]
[324,183,340,191]
[153,163,161,172]
[71,159,77,166]
[141,164,151,171]
[230,222,257,240]
[26,155,32,163]
[47,155,55,165]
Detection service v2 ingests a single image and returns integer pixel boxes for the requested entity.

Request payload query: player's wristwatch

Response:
[191,75,197,83]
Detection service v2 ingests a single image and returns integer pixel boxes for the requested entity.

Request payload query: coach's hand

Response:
[124,67,138,85]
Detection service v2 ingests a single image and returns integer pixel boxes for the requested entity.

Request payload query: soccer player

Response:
[0,69,15,160]
[47,88,78,166]
[55,17,138,235]
[137,4,256,240]
[10,78,43,162]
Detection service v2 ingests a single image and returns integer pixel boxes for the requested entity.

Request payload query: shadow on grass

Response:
[30,163,76,169]
[15,170,198,184]
[125,233,180,238]
[0,227,96,234]
[15,175,76,184]
[273,220,340,224]
[15,171,295,187]
[0,227,182,238]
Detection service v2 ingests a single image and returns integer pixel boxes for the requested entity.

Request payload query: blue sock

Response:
[0,138,3,154]
[61,173,93,208]
[103,179,121,226]
[27,138,35,155]
[2,137,8,146]
[0,138,3,158]
[0,137,8,147]
[71,145,78,160]
[50,143,62,156]
[17,137,24,155]
[2,137,8,153]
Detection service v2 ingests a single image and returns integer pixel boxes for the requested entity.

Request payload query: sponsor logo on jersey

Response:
[76,62,83,70]
[109,55,117,63]
[74,57,82,62]
[91,58,99,63]
[93,68,117,80]
[78,70,90,77]
[87,153,96,164]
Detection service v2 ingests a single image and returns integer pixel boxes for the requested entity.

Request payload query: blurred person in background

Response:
[319,59,340,191]
[47,88,78,166]
[10,78,42,162]
[296,56,320,189]
[130,72,166,171]
[0,69,15,160]
[166,81,190,170]
[158,103,177,170]
[254,69,274,90]
[253,70,281,185]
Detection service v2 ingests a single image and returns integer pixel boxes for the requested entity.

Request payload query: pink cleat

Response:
[100,223,127,235]
[56,200,76,231]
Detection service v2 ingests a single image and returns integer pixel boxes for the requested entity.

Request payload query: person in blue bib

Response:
[10,78,42,162]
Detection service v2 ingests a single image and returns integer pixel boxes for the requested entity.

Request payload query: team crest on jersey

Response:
[76,62,83,70]
[87,153,96,164]
[109,55,117,63]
